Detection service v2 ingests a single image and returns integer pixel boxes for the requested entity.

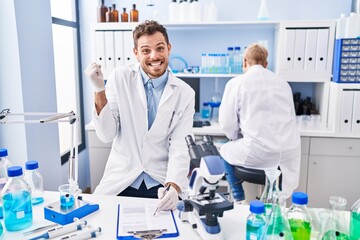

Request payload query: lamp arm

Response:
[0,108,80,194]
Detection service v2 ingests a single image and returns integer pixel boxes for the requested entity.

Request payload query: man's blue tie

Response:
[145,80,156,129]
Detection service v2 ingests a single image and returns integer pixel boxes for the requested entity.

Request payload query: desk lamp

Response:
[0,108,99,225]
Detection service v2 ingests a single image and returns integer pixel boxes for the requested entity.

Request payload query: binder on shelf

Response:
[351,90,360,134]
[293,29,306,71]
[114,31,125,67]
[339,90,354,134]
[282,29,296,71]
[104,31,115,70]
[123,31,134,65]
[116,203,179,239]
[304,29,318,71]
[95,31,106,68]
[315,28,329,71]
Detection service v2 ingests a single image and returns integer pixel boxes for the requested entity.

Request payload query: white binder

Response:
[104,31,115,70]
[293,29,306,71]
[95,31,106,68]
[123,31,134,65]
[351,90,360,134]
[304,29,318,71]
[315,28,329,71]
[339,90,354,134]
[282,29,296,71]
[114,31,125,67]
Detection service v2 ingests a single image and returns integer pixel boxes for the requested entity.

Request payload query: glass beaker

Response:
[318,196,350,240]
[262,191,293,240]
[58,184,76,208]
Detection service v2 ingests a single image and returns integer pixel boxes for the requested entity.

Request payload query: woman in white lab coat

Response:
[85,21,195,211]
[219,43,301,202]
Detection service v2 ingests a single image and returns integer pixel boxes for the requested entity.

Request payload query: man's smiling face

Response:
[133,31,172,79]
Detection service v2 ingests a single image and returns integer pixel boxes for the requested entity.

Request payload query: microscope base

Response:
[44,198,99,225]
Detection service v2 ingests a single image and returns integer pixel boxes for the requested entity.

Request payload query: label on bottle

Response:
[16,211,25,219]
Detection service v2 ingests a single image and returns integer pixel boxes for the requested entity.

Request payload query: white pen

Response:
[28,218,87,240]
[59,227,102,240]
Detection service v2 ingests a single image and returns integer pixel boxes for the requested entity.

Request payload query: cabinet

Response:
[307,137,360,210]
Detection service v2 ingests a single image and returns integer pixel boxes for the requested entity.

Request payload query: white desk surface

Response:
[3,191,248,240]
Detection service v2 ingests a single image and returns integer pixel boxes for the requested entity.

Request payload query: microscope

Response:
[177,135,233,240]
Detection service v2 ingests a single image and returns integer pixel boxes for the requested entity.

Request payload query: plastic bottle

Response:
[190,0,202,22]
[201,102,210,119]
[209,93,222,123]
[345,12,360,38]
[2,166,32,231]
[130,4,139,22]
[350,198,360,240]
[112,4,119,22]
[97,0,108,23]
[0,148,13,219]
[233,46,242,74]
[179,0,190,23]
[206,0,218,22]
[336,14,346,39]
[318,196,349,240]
[105,7,114,22]
[169,0,179,23]
[227,47,234,74]
[287,192,312,240]
[246,200,267,240]
[257,0,270,20]
[121,8,129,22]
[24,160,44,205]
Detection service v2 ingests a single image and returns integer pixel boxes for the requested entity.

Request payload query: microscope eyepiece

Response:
[203,135,213,145]
[185,135,196,147]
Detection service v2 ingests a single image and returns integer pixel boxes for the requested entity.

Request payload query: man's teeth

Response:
[150,62,161,66]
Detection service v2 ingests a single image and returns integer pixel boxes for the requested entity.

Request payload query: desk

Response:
[3,191,248,240]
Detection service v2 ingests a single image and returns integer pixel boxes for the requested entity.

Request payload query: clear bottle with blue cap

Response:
[24,160,44,205]
[0,148,13,219]
[246,200,267,240]
[287,192,312,240]
[2,166,33,231]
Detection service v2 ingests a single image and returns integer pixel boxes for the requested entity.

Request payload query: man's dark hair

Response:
[133,20,170,49]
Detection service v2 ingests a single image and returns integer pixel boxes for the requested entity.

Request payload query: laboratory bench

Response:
[2,191,351,240]
[86,122,360,210]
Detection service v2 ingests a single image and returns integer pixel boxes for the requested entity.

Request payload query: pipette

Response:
[28,218,87,240]
[59,227,102,240]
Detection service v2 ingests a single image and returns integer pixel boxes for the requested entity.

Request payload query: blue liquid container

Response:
[60,194,75,208]
[246,200,267,240]
[2,166,32,231]
[24,160,44,205]
[201,102,210,119]
[0,148,13,219]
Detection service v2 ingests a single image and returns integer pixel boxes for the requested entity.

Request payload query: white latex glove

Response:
[84,63,105,92]
[156,186,179,211]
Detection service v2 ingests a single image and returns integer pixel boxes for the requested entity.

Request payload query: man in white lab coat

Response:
[219,43,301,202]
[85,21,195,211]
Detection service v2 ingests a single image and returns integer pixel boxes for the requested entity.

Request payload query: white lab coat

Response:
[219,65,301,197]
[92,63,195,195]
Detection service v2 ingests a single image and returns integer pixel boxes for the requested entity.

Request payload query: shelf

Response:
[174,73,238,78]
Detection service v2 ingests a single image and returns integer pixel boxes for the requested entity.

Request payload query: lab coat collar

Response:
[246,64,265,73]
[139,67,168,89]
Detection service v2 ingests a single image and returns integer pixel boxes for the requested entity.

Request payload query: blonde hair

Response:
[244,43,268,67]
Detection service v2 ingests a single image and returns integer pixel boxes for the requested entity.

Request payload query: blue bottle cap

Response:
[235,46,241,51]
[0,148,8,157]
[292,192,308,205]
[203,102,209,106]
[209,101,221,108]
[8,166,23,177]
[249,200,265,214]
[25,160,39,170]
[227,47,234,51]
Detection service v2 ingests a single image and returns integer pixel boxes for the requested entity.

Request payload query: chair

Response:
[233,166,282,200]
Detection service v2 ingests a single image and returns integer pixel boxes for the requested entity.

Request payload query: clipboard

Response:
[116,203,179,239]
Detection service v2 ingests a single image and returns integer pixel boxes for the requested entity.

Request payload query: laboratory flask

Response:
[209,92,222,123]
[24,160,44,205]
[259,168,281,216]
[2,166,32,231]
[262,191,293,240]
[318,196,349,240]
[287,192,312,240]
[246,200,267,240]
[349,198,360,240]
[0,148,13,219]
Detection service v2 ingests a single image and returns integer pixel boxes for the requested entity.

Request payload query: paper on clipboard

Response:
[116,203,179,239]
